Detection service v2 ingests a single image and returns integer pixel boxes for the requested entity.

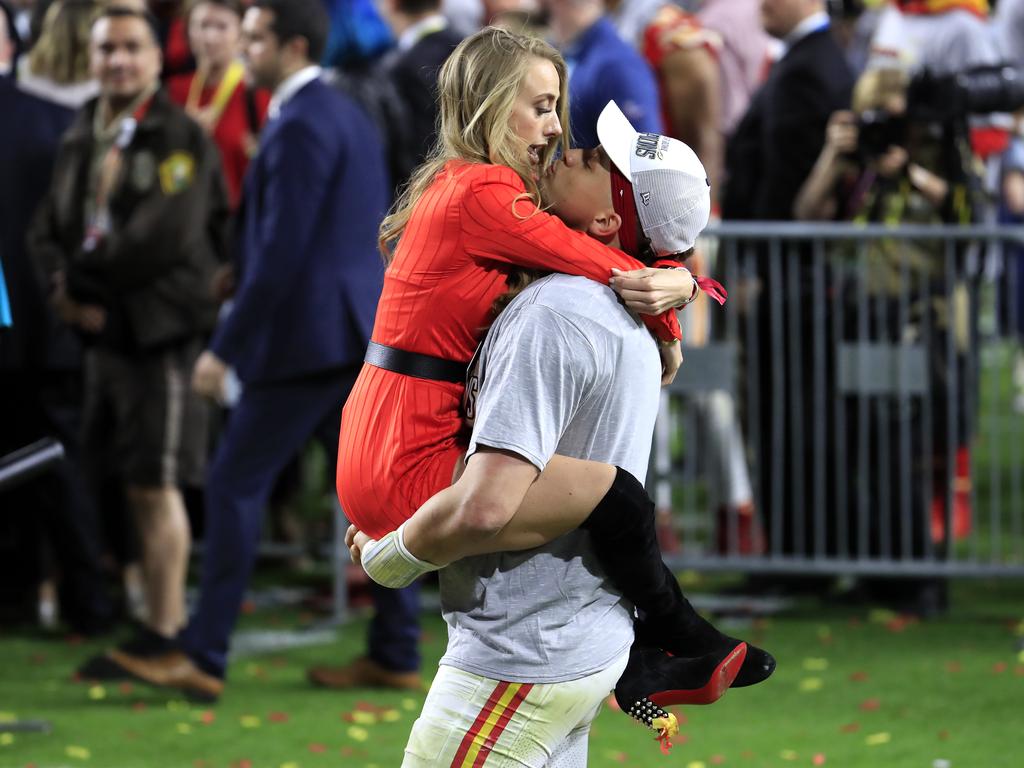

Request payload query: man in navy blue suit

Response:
[112,0,389,701]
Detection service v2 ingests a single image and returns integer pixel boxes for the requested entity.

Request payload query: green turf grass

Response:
[1,577,1022,768]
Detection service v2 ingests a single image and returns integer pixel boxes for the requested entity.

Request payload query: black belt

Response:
[364,341,467,384]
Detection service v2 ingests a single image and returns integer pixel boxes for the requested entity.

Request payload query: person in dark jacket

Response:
[29,5,228,661]
[110,0,388,702]
[722,0,853,572]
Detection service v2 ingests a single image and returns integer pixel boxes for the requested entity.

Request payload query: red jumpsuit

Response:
[337,161,680,538]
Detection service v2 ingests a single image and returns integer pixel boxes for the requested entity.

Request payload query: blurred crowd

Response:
[1,0,1023,692]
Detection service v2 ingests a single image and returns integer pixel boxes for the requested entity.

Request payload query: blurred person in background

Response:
[723,0,853,579]
[374,0,461,190]
[306,0,461,692]
[167,0,269,210]
[545,0,662,148]
[794,67,969,615]
[17,0,101,107]
[29,4,228,670]
[0,0,20,76]
[1,0,116,636]
[111,0,389,702]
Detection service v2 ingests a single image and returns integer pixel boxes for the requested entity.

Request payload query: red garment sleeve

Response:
[460,166,681,342]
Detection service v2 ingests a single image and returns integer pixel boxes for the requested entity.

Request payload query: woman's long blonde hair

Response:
[28,0,103,85]
[378,26,570,260]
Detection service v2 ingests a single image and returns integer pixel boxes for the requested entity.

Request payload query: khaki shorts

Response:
[82,340,209,487]
[403,651,629,767]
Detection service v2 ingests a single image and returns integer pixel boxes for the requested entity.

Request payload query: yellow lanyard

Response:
[185,60,245,131]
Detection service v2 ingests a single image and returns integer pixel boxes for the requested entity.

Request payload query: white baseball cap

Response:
[596,101,711,256]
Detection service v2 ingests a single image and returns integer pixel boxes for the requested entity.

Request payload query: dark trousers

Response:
[181,367,420,678]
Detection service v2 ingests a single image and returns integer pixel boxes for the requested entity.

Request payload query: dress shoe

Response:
[77,627,176,681]
[307,657,421,691]
[108,649,223,703]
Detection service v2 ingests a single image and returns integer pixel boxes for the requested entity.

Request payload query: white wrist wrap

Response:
[360,521,441,588]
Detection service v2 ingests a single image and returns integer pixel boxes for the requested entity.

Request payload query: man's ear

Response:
[586,208,621,242]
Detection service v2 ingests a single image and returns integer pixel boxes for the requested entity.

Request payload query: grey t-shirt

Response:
[439,274,662,683]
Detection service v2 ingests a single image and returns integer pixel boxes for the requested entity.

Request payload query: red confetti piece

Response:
[194,760,211,768]
[944,661,962,673]
[200,711,216,725]
[849,671,868,682]
[340,747,355,757]
[268,712,289,723]
[711,754,726,764]
[937,730,950,741]
[860,699,880,712]
[612,751,628,763]
[993,662,1008,674]
[341,712,355,723]
[840,723,861,734]
[240,600,255,615]
[885,616,912,633]
[131,701,147,712]
[741,750,755,759]
[813,754,826,765]
[231,761,253,768]
[118,683,134,695]
[1015,665,1024,677]
[71,672,83,684]
[308,743,327,754]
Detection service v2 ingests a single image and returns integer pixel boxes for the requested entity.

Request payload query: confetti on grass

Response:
[0,733,13,746]
[866,732,891,746]
[860,699,880,711]
[779,749,797,761]
[347,726,369,742]
[240,715,261,729]
[813,754,826,765]
[88,685,106,701]
[803,658,829,672]
[402,698,417,711]
[268,712,289,723]
[66,745,91,760]
[800,677,823,692]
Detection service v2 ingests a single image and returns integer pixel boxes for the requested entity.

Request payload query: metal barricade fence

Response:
[654,222,1024,578]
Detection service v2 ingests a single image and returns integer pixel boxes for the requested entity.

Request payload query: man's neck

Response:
[101,91,145,127]
[202,59,230,85]
[390,10,437,40]
[270,59,309,94]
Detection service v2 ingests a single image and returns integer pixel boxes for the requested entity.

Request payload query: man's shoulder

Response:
[509,275,638,336]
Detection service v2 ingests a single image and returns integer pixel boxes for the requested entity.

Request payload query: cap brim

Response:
[596,101,637,182]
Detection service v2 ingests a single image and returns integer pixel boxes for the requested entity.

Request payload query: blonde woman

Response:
[337,27,771,706]
[17,0,101,109]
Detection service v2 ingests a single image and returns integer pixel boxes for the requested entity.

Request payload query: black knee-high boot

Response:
[580,467,775,688]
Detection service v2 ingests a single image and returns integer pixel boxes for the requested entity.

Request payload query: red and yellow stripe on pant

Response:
[450,681,534,768]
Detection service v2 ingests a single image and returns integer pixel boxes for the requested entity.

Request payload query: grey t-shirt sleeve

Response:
[467,303,599,471]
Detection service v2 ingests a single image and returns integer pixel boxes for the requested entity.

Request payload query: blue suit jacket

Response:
[210,77,387,384]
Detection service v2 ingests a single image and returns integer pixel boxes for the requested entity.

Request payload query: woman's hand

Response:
[659,340,682,386]
[610,266,696,315]
[823,111,858,158]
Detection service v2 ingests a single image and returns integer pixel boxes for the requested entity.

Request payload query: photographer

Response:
[795,68,949,225]
[795,66,973,615]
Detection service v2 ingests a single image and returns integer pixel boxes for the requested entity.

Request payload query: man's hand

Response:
[610,267,696,315]
[192,350,229,401]
[345,524,372,565]
[348,522,441,589]
[50,272,106,332]
[659,340,683,386]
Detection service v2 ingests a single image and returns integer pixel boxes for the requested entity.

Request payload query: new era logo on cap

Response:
[597,101,711,255]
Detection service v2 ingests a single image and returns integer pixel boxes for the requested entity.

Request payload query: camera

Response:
[906,64,1024,124]
[857,109,908,157]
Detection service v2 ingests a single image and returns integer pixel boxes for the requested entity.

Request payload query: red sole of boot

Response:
[649,642,748,706]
